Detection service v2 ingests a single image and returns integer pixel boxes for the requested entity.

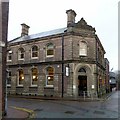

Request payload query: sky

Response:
[8,0,119,71]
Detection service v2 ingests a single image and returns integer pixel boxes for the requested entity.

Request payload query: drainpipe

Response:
[61,33,64,98]
[95,37,98,96]
[61,30,67,98]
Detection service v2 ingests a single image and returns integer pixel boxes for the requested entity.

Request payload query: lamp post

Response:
[0,0,9,118]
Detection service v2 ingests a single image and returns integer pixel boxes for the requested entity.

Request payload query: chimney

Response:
[66,9,76,27]
[21,23,30,36]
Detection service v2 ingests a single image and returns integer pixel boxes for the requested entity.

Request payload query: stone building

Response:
[104,58,110,93]
[7,9,106,98]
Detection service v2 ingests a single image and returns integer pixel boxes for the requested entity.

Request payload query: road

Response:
[7,91,119,118]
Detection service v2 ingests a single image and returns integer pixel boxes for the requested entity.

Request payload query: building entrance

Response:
[78,75,87,96]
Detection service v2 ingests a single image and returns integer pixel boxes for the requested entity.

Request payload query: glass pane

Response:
[47,49,53,56]
[47,75,53,85]
[19,70,24,85]
[32,68,38,85]
[32,52,38,57]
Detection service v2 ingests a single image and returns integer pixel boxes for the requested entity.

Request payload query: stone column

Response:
[0,0,9,118]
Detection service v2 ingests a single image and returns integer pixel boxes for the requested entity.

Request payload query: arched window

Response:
[7,70,11,86]
[31,67,38,86]
[31,45,38,58]
[79,41,87,56]
[7,50,12,61]
[46,43,54,57]
[78,68,86,73]
[18,69,24,86]
[46,67,54,87]
[18,48,25,60]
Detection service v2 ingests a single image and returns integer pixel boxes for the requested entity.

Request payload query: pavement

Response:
[3,106,29,119]
[2,91,116,119]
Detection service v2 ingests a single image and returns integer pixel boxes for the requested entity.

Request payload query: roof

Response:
[9,27,67,44]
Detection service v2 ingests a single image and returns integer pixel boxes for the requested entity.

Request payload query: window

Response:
[18,69,24,86]
[31,46,38,58]
[46,67,54,87]
[7,50,12,61]
[78,68,86,73]
[46,43,54,57]
[7,71,11,86]
[79,41,87,56]
[18,48,25,60]
[31,68,38,86]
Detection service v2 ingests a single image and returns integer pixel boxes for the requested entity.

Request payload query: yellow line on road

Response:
[10,106,36,118]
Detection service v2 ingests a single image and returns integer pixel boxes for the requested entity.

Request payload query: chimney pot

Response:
[66,9,76,27]
[21,23,30,37]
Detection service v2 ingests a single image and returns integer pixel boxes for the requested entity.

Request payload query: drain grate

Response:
[65,111,75,114]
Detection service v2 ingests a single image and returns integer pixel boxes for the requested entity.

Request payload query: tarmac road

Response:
[7,91,119,118]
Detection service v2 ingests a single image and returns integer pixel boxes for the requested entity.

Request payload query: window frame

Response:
[17,69,24,87]
[31,45,39,59]
[31,67,38,87]
[7,50,12,61]
[7,70,11,87]
[18,48,25,60]
[79,41,87,56]
[45,67,54,87]
[46,43,54,57]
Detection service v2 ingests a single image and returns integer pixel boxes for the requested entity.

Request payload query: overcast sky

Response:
[8,0,118,71]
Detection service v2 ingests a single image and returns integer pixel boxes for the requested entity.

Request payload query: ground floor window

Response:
[46,67,54,87]
[7,71,11,86]
[18,69,24,86]
[31,67,38,86]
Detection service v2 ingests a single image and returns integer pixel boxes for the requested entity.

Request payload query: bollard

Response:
[83,91,85,100]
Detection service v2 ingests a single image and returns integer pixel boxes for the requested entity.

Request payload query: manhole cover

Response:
[65,111,75,114]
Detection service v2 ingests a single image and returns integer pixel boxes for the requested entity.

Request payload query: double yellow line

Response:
[10,106,36,119]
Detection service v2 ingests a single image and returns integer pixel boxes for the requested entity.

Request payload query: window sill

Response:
[31,57,38,59]
[30,85,38,88]
[16,86,24,88]
[46,55,54,58]
[7,60,12,62]
[44,86,54,89]
[18,59,24,60]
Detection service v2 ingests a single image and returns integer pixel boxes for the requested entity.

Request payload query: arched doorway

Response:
[78,68,87,96]
[73,64,93,97]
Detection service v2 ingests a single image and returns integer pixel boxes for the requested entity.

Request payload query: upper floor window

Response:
[31,67,38,86]
[18,48,25,60]
[79,41,87,56]
[18,69,24,86]
[46,66,54,87]
[46,43,54,57]
[31,45,38,59]
[7,70,11,86]
[7,50,12,61]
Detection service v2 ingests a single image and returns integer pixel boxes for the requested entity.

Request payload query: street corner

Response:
[3,106,35,119]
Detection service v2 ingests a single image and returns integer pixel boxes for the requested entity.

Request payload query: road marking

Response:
[10,106,36,118]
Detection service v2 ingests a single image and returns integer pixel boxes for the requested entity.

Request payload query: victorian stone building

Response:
[7,9,107,98]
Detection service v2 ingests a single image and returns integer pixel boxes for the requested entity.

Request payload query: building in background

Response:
[104,58,110,93]
[0,0,9,117]
[109,72,116,91]
[7,9,107,98]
